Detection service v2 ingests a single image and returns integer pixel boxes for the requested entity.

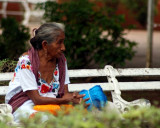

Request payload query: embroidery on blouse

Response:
[12,55,32,82]
[38,64,60,94]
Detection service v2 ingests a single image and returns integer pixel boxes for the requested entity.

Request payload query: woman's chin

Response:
[56,53,63,58]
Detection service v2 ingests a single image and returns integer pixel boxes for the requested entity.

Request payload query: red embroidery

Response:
[21,64,25,69]
[54,70,58,76]
[14,73,16,77]
[40,84,50,93]
[12,73,16,82]
[38,72,40,78]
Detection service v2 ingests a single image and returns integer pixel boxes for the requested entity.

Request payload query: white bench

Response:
[0,0,55,25]
[0,65,160,122]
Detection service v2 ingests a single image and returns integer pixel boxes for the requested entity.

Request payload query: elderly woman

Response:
[5,23,87,122]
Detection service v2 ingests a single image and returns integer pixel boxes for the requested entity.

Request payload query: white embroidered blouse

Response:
[5,55,70,104]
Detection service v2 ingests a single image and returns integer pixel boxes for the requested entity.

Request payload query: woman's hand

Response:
[63,92,84,105]
[83,98,90,109]
[63,92,90,109]
[63,85,90,107]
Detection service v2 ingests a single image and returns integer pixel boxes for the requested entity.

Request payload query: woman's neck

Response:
[38,50,56,65]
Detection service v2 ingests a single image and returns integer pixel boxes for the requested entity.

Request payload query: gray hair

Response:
[30,22,64,50]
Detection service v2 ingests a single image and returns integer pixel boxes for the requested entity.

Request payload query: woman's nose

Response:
[61,43,66,51]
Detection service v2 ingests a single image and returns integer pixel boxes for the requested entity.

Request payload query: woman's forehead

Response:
[58,31,65,39]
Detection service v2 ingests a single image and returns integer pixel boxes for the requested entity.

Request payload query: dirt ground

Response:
[123,29,160,68]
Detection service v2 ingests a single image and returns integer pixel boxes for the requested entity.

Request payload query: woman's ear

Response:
[42,41,48,50]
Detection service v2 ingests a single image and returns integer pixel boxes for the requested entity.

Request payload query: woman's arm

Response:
[26,90,67,105]
[26,85,84,105]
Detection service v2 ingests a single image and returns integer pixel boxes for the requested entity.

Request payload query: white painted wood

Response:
[68,69,107,77]
[104,65,151,113]
[0,0,26,3]
[0,68,160,95]
[68,81,160,92]
[1,81,160,95]
[0,0,56,25]
[27,0,55,4]
[0,73,13,81]
[1,68,160,81]
[0,0,55,3]
[0,86,9,96]
[117,68,160,76]
[1,1,7,18]
[68,68,160,77]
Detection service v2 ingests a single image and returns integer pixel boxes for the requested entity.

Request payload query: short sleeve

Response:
[18,55,38,92]
[64,60,70,85]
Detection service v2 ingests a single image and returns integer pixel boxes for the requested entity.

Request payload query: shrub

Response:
[38,0,137,69]
[1,104,160,128]
[0,59,16,86]
[0,59,16,72]
[121,106,160,128]
[0,18,30,60]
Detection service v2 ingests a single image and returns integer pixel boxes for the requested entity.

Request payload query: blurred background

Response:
[0,0,160,105]
[0,0,159,69]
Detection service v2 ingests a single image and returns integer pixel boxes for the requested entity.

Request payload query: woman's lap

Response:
[13,100,36,123]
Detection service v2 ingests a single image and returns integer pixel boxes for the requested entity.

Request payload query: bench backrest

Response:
[1,66,160,95]
[68,67,160,92]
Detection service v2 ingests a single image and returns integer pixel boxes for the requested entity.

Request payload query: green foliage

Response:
[0,59,16,86]
[0,18,30,60]
[0,59,16,72]
[38,0,136,69]
[1,104,160,128]
[16,104,122,128]
[121,106,160,128]
[0,116,16,128]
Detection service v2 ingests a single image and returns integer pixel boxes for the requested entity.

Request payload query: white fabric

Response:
[13,100,36,123]
[5,55,70,122]
[5,55,38,104]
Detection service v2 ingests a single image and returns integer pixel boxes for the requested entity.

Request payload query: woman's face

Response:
[47,31,65,59]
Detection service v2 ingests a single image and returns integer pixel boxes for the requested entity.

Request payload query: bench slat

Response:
[117,68,160,76]
[0,73,13,81]
[1,81,160,95]
[68,81,160,92]
[69,68,160,77]
[68,69,106,77]
[1,68,160,81]
[0,86,8,96]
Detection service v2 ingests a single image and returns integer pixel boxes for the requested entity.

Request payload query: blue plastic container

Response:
[79,90,93,110]
[79,85,107,110]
